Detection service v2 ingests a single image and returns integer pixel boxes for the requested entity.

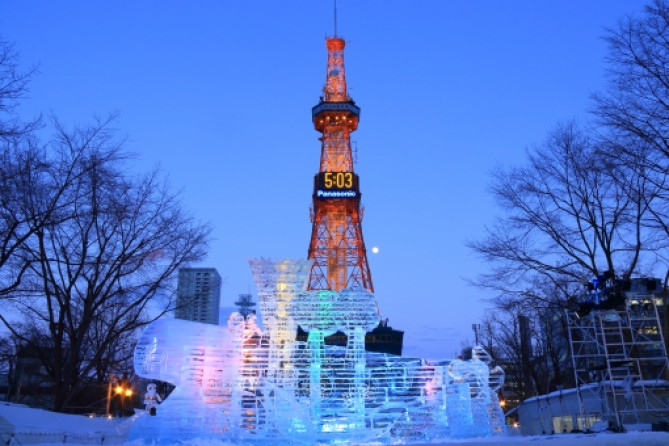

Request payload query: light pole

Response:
[105,373,113,417]
[472,323,481,346]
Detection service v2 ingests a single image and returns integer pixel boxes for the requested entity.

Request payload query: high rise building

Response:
[175,267,222,325]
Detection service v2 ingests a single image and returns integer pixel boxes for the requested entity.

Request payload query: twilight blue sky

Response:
[1,1,643,358]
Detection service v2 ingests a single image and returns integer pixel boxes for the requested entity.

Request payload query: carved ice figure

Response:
[445,346,507,438]
[472,345,507,435]
[249,258,311,364]
[128,259,507,445]
[128,315,246,442]
[287,286,379,429]
[337,287,379,423]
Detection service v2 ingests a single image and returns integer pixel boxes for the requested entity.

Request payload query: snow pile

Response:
[1,402,669,446]
[0,402,129,445]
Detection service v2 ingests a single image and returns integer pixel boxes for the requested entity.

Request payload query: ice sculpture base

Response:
[129,259,506,444]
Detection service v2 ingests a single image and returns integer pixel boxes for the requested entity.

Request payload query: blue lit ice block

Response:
[128,259,506,444]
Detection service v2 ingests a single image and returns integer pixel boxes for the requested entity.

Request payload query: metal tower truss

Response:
[566,297,669,428]
[307,36,372,293]
[322,37,348,102]
[319,127,354,172]
[308,204,371,292]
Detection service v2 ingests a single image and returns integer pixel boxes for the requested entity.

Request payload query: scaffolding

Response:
[566,297,669,429]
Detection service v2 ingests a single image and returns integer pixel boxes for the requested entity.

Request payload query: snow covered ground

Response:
[1,402,668,445]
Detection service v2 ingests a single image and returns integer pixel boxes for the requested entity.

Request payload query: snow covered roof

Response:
[523,380,669,404]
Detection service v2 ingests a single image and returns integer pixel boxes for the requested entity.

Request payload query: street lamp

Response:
[116,382,133,417]
[106,374,133,417]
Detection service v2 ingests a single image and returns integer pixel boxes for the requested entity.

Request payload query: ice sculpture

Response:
[128,259,506,444]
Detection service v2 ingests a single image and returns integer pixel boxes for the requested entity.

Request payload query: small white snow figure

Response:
[144,382,162,415]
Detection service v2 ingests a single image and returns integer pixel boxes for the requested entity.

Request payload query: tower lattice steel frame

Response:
[307,37,373,293]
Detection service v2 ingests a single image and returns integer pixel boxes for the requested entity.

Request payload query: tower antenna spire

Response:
[334,0,338,37]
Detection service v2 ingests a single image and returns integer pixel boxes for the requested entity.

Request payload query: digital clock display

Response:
[314,172,359,199]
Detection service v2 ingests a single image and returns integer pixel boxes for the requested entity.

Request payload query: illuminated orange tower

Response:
[307,36,373,293]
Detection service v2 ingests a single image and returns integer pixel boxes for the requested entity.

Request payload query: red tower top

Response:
[312,38,360,174]
[307,37,372,293]
[323,38,348,102]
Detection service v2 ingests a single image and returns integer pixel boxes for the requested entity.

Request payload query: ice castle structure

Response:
[128,259,506,444]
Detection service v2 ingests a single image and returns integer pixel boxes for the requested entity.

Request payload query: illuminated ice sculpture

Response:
[128,259,506,444]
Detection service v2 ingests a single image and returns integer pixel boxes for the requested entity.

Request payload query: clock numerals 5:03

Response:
[324,172,353,189]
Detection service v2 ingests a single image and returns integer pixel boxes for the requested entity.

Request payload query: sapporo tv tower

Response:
[307,36,370,293]
[304,29,404,355]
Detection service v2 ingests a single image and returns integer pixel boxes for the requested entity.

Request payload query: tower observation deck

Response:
[307,37,372,293]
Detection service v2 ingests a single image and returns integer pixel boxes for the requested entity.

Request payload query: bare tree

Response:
[593,0,668,165]
[470,0,669,399]
[0,38,44,297]
[0,38,39,139]
[0,335,18,401]
[469,122,658,300]
[593,0,669,237]
[1,116,211,411]
[468,122,660,397]
[592,0,669,356]
[479,287,575,415]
